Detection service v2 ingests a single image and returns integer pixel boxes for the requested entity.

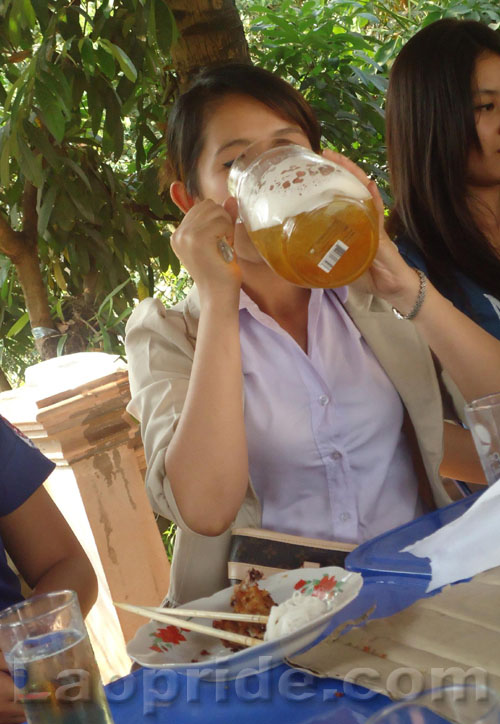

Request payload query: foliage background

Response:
[242,0,500,197]
[0,0,184,382]
[1,0,500,385]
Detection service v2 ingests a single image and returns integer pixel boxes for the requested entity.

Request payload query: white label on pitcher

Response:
[318,240,348,272]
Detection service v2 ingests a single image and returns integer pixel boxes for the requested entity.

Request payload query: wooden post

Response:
[35,370,170,642]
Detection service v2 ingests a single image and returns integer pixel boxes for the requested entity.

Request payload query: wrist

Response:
[199,287,241,318]
[390,269,427,320]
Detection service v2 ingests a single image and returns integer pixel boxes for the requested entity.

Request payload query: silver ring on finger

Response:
[217,237,234,264]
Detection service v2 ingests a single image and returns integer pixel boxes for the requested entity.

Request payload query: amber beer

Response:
[229,142,379,288]
[249,196,378,288]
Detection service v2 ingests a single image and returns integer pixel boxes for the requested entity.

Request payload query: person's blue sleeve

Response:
[0,415,55,516]
[396,236,430,275]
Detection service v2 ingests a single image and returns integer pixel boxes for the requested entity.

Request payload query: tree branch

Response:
[125,201,179,223]
[7,50,32,63]
[8,182,59,358]
[0,214,24,262]
[22,181,38,247]
[0,367,12,392]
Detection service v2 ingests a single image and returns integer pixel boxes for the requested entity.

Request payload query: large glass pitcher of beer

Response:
[227,142,378,287]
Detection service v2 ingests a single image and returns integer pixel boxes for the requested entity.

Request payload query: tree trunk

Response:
[0,182,58,359]
[166,0,250,88]
[15,249,59,359]
[0,367,11,391]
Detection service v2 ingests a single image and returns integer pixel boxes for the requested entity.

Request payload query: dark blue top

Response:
[0,415,55,611]
[397,238,500,341]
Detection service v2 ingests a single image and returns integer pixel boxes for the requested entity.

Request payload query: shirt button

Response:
[339,512,351,522]
[331,451,342,461]
[319,394,329,406]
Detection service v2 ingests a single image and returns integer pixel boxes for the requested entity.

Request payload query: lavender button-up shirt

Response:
[239,287,422,544]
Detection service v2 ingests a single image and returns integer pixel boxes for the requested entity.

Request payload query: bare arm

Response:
[163,199,249,536]
[376,254,500,403]
[0,487,98,617]
[395,281,499,402]
[441,421,486,483]
[164,299,249,535]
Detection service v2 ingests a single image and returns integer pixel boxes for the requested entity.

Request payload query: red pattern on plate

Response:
[149,625,187,652]
[293,574,339,597]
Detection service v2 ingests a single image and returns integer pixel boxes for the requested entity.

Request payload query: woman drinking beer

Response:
[386,18,500,339]
[125,64,500,606]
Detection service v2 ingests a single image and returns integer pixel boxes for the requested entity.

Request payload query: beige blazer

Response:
[125,285,451,606]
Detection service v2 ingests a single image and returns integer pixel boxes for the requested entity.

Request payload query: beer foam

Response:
[240,156,372,231]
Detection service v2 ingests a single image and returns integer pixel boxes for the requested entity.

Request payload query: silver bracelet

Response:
[392,270,427,320]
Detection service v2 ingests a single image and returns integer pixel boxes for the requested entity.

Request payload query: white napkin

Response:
[402,483,500,592]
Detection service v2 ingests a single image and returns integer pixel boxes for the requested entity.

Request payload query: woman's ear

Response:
[170,181,195,213]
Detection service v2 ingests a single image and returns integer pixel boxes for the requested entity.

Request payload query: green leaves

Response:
[6,311,29,339]
[8,0,37,41]
[102,84,124,160]
[155,0,178,54]
[86,82,104,136]
[79,37,138,83]
[15,135,43,187]
[99,39,137,82]
[0,1,178,373]
[79,37,96,71]
[37,184,58,237]
[96,44,116,79]
[34,84,66,144]
[0,125,11,187]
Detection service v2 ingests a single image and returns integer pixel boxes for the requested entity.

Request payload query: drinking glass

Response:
[365,684,500,724]
[464,391,500,486]
[0,590,114,724]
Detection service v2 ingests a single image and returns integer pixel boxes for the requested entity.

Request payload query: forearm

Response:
[440,421,486,483]
[385,268,500,402]
[165,300,248,535]
[412,283,500,402]
[32,555,98,618]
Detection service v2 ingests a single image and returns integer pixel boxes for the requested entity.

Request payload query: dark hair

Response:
[166,63,322,197]
[386,18,500,301]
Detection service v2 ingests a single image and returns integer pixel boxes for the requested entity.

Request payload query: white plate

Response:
[126,566,363,680]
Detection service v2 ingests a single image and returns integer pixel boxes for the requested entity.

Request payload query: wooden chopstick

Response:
[115,602,263,649]
[117,602,268,624]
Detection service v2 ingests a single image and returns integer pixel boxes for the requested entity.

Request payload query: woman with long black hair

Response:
[386,18,500,339]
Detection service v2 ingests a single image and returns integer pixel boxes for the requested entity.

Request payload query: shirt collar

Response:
[326,286,348,304]
[239,288,258,312]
